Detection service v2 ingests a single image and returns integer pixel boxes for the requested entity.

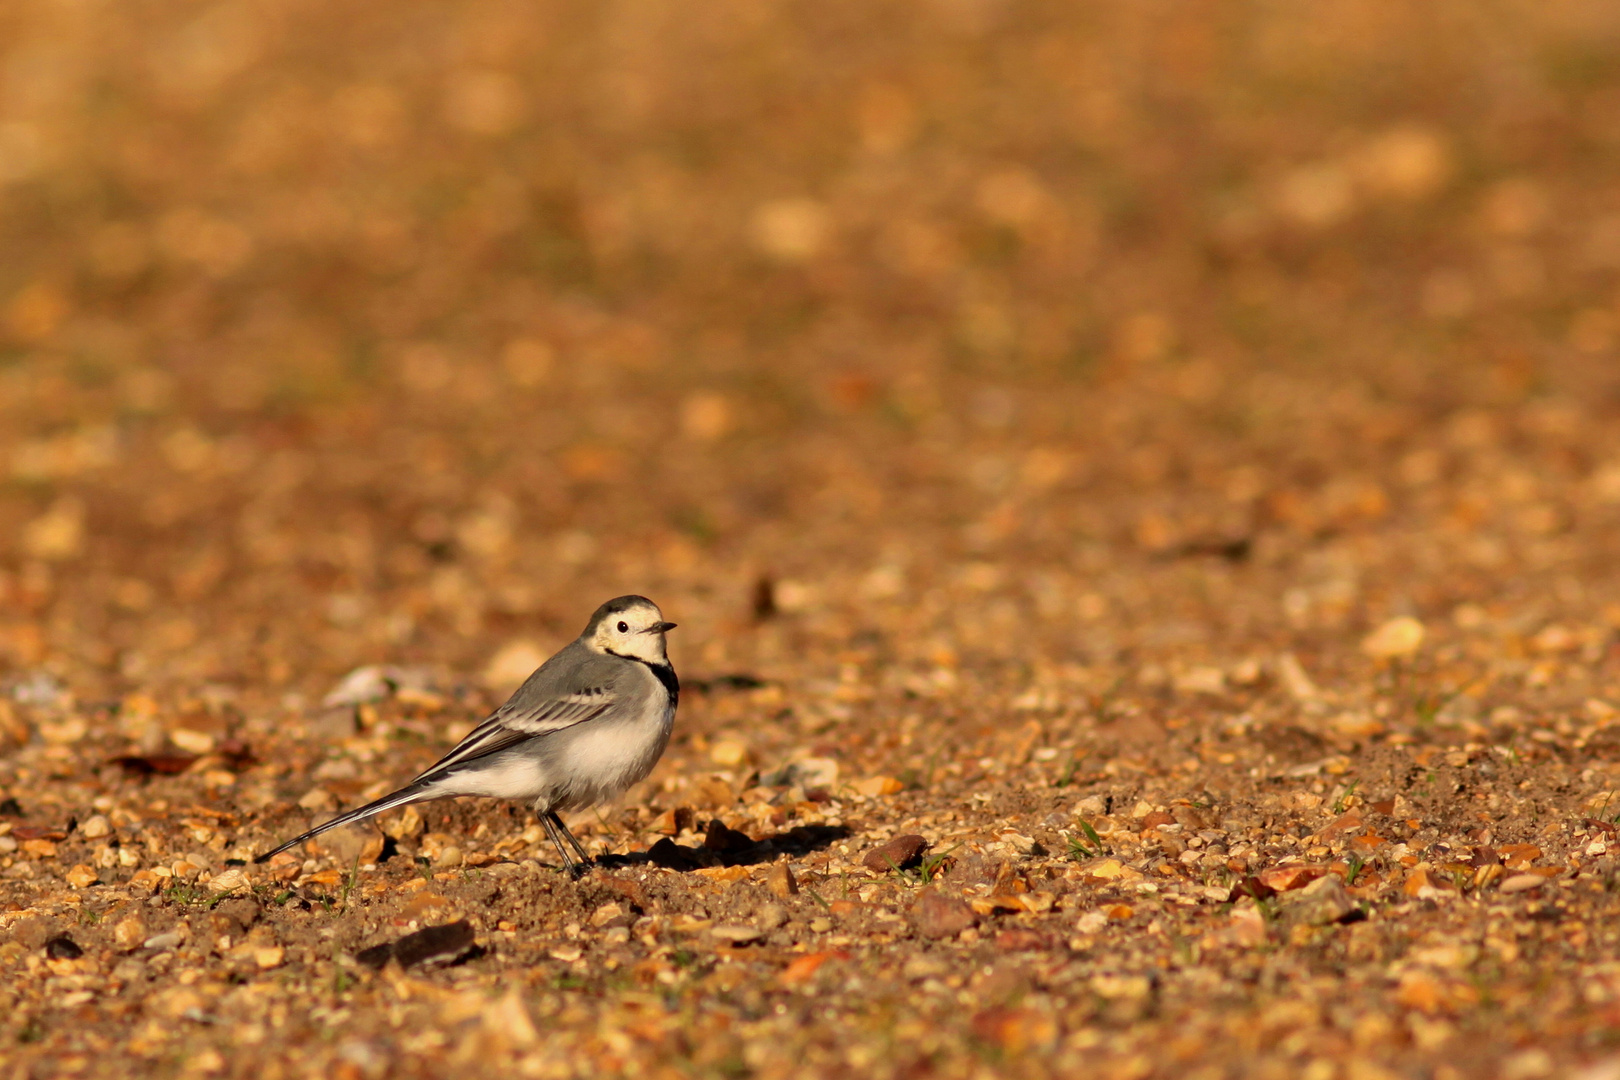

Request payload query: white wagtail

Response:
[257,595,678,876]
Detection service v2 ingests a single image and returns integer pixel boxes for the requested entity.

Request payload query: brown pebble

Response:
[1257,865,1324,892]
[911,888,978,939]
[1278,875,1357,927]
[652,807,695,836]
[993,928,1048,951]
[356,920,477,969]
[113,914,148,952]
[711,925,763,945]
[1139,811,1176,831]
[1172,805,1212,830]
[767,861,799,897]
[863,834,929,873]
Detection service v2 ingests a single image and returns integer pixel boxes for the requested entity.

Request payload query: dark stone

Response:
[752,576,776,620]
[689,674,768,693]
[993,929,1049,951]
[110,754,197,777]
[356,920,477,969]
[863,834,930,873]
[354,942,394,969]
[44,934,83,960]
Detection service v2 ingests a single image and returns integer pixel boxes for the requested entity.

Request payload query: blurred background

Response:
[3,0,1620,708]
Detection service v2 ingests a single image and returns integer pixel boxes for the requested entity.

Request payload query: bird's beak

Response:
[648,621,678,633]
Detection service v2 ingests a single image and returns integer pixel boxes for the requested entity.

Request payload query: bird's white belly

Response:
[552,694,674,810]
[445,753,551,801]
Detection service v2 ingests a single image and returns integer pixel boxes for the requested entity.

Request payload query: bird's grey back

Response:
[502,638,621,709]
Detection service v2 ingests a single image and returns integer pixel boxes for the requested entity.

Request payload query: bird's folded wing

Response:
[413,686,618,777]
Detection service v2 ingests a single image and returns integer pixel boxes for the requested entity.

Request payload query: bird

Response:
[257,595,678,877]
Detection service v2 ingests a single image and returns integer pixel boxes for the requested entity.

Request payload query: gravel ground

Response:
[5,1,1620,1077]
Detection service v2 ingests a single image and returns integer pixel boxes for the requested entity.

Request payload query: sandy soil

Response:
[5,1,1620,1077]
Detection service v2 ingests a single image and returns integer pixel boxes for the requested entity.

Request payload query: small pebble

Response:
[1075,911,1108,934]
[207,868,249,893]
[766,862,799,897]
[114,915,148,951]
[1362,616,1425,659]
[589,902,627,928]
[708,740,750,768]
[911,889,977,939]
[1279,876,1357,927]
[862,834,929,873]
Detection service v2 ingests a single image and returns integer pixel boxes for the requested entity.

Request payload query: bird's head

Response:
[584,595,676,664]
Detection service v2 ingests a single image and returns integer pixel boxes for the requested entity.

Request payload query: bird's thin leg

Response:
[539,812,581,878]
[547,811,593,870]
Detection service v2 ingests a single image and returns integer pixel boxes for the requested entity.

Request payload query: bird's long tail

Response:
[254,782,435,863]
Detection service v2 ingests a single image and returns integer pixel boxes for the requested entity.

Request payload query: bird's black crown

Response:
[583,594,659,633]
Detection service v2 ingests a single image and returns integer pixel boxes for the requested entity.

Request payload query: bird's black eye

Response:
[617,621,629,633]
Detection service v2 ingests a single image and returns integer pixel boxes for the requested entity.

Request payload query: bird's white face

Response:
[589,600,675,664]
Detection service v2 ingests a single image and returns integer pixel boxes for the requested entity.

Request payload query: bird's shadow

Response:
[596,819,848,872]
